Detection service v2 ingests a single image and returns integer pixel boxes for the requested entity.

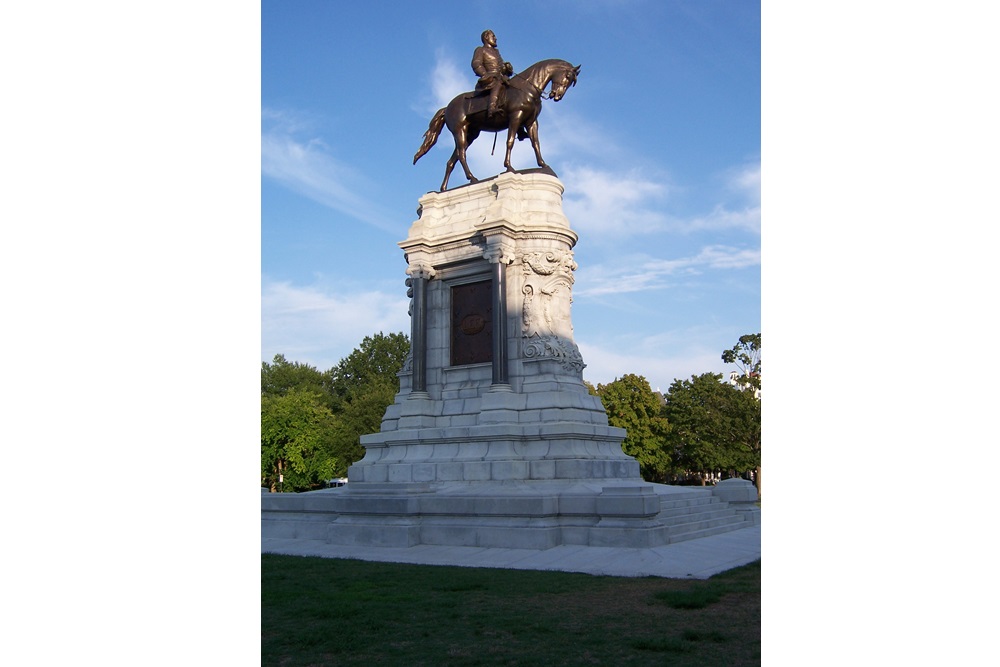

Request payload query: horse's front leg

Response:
[527,121,546,169]
[503,126,519,173]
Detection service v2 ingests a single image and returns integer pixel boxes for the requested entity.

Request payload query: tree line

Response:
[260,332,409,493]
[262,332,761,498]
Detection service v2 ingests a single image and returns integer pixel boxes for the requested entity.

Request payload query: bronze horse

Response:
[414,59,580,191]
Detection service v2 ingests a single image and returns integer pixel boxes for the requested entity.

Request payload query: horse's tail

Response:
[413,108,446,164]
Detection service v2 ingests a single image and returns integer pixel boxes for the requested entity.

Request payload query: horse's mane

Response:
[515,58,573,78]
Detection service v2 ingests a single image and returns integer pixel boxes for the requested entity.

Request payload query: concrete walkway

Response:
[262,524,760,579]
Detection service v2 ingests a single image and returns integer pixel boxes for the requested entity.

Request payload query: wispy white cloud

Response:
[429,50,466,111]
[730,163,761,203]
[409,49,469,117]
[563,161,762,237]
[578,322,756,391]
[646,245,761,271]
[539,106,622,163]
[261,108,397,232]
[686,204,761,233]
[561,165,673,235]
[262,278,410,370]
[579,339,729,392]
[686,163,761,233]
[575,245,760,297]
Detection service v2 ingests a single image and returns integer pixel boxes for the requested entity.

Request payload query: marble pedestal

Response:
[261,172,756,549]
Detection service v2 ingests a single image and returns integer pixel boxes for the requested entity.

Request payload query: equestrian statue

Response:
[414,30,580,191]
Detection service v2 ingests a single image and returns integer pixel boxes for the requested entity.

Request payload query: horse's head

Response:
[547,63,580,101]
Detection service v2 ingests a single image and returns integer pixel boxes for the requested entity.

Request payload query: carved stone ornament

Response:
[522,335,585,372]
[519,249,583,370]
[520,250,577,337]
[521,250,578,281]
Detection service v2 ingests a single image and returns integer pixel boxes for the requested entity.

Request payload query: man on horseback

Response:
[471,29,513,118]
[415,46,580,191]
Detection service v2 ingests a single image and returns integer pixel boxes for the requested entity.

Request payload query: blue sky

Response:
[262,0,760,391]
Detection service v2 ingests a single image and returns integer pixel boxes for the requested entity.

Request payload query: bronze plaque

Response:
[451,280,492,366]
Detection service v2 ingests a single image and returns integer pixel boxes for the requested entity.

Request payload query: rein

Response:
[508,72,545,96]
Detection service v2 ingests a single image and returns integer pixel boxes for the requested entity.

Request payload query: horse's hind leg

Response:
[441,148,460,191]
[456,127,480,185]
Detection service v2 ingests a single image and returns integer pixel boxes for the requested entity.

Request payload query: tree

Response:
[328,332,410,405]
[722,333,761,392]
[663,373,760,493]
[726,385,761,494]
[596,374,674,483]
[721,332,762,497]
[261,354,335,410]
[328,380,399,476]
[326,332,410,475]
[260,333,409,486]
[261,388,339,492]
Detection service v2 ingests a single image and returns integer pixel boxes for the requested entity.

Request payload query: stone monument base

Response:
[261,172,760,553]
[261,479,759,550]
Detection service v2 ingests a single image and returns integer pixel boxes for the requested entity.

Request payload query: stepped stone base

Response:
[261,480,758,549]
[261,173,761,553]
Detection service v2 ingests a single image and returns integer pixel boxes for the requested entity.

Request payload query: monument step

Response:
[658,495,721,512]
[667,520,752,544]
[658,507,740,524]
[666,512,746,533]
[647,490,754,543]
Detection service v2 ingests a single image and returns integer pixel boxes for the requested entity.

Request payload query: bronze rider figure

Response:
[471,29,513,118]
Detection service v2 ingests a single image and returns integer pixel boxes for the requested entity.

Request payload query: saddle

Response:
[465,84,507,115]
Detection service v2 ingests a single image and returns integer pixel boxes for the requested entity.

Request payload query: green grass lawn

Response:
[262,555,760,666]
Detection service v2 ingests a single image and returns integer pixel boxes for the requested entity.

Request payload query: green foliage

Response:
[722,332,761,391]
[260,331,765,492]
[328,332,409,405]
[325,332,410,475]
[261,354,335,410]
[726,385,761,470]
[328,378,399,476]
[663,373,760,479]
[261,389,339,492]
[596,374,674,482]
[261,333,411,485]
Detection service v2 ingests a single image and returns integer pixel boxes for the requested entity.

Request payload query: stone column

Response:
[492,260,508,385]
[484,244,513,388]
[406,263,435,397]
